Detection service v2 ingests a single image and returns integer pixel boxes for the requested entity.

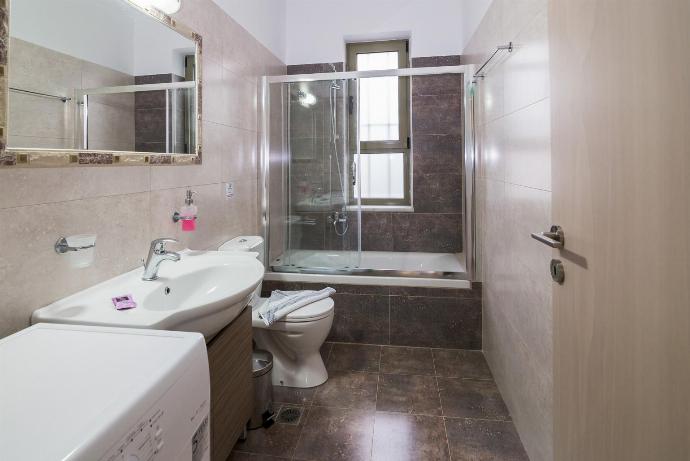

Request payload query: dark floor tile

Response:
[380,346,435,375]
[372,413,450,461]
[433,349,493,380]
[327,293,389,344]
[275,405,306,426]
[328,343,381,372]
[445,418,528,461]
[313,370,378,410]
[273,385,316,406]
[376,374,442,416]
[294,406,375,461]
[390,296,481,349]
[438,378,510,420]
[229,452,291,461]
[233,411,303,458]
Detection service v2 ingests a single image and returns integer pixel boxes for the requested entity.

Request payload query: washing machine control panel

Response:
[102,408,165,461]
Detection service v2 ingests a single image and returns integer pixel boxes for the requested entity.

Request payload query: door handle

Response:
[531,225,565,249]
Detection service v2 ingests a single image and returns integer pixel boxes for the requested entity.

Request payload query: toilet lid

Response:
[253,297,334,323]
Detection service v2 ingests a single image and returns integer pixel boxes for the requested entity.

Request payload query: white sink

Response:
[32,250,264,340]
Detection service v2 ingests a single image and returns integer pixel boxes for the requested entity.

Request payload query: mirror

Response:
[7,0,199,155]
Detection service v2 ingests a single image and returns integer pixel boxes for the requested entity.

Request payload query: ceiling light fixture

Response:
[130,0,181,15]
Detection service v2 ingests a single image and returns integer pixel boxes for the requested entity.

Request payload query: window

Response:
[347,40,410,206]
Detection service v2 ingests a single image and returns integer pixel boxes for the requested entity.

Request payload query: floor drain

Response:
[276,406,302,425]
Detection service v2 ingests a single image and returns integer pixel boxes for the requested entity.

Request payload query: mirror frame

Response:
[0,0,203,168]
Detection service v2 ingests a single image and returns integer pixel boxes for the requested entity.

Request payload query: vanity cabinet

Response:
[207,306,253,461]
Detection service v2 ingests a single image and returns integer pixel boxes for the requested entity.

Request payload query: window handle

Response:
[351,161,357,186]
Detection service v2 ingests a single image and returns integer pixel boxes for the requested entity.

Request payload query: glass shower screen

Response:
[269,78,361,273]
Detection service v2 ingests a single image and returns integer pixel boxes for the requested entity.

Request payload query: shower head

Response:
[297,90,316,107]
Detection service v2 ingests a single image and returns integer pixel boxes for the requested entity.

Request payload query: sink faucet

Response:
[142,238,181,281]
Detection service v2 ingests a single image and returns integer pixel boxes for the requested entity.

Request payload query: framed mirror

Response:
[0,0,203,167]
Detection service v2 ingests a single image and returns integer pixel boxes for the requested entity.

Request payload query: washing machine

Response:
[0,323,210,461]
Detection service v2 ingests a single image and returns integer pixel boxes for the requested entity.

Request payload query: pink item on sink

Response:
[112,294,137,310]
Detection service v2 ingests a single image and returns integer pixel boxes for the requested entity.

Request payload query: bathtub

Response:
[268,250,471,289]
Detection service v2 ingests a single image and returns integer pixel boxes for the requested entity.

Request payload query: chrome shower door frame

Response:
[259,64,478,280]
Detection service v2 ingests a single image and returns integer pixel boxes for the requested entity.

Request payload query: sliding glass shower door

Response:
[272,78,361,272]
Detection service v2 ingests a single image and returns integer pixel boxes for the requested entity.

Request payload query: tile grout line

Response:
[290,402,308,461]
[435,373,453,461]
[371,347,382,461]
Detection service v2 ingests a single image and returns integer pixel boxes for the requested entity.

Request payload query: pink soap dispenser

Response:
[178,189,198,232]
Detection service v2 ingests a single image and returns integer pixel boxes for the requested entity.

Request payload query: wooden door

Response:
[550,1,690,460]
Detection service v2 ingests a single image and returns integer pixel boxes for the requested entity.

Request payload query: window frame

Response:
[347,39,411,207]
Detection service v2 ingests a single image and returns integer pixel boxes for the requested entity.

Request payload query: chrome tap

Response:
[142,238,181,281]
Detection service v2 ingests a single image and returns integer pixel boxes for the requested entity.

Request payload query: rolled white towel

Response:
[258,287,335,326]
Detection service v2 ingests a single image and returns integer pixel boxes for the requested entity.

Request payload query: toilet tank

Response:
[219,236,264,305]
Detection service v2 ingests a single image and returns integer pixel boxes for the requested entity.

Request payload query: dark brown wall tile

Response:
[135,90,166,110]
[361,212,394,251]
[262,281,389,296]
[389,296,481,349]
[288,212,326,250]
[411,55,464,68]
[287,62,344,75]
[392,213,462,253]
[389,285,480,299]
[412,93,463,136]
[327,293,389,344]
[413,134,463,176]
[412,74,463,97]
[262,281,480,348]
[413,173,463,213]
[134,108,166,143]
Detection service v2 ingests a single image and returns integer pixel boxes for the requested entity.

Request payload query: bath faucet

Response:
[142,238,181,281]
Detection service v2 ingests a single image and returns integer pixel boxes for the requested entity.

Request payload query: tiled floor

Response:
[232,343,529,461]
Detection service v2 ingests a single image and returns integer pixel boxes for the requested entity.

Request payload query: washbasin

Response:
[32,250,264,340]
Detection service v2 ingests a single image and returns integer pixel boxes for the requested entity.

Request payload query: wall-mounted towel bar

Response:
[472,42,513,83]
[10,87,71,102]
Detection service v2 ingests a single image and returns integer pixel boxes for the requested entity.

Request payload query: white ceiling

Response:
[213,0,492,65]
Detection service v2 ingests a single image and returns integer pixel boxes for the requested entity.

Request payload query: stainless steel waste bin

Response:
[249,349,275,430]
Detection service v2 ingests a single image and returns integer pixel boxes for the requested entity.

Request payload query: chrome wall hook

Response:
[54,237,96,254]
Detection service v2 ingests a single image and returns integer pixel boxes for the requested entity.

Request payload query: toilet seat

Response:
[252,297,334,325]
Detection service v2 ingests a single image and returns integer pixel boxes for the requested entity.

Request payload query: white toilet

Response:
[219,236,334,388]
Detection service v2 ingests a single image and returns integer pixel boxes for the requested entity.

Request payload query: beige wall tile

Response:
[220,125,258,183]
[503,10,550,115]
[0,0,286,339]
[504,98,551,191]
[466,0,553,460]
[0,193,151,338]
[150,120,224,190]
[0,166,151,209]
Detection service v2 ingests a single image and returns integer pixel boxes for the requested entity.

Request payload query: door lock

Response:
[550,259,565,284]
